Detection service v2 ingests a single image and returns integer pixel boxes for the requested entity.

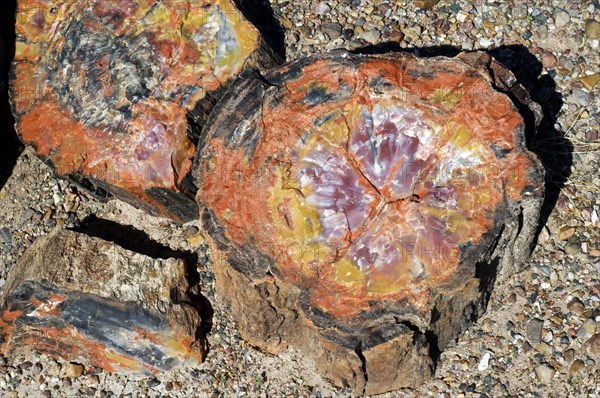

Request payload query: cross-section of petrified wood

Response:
[0,229,203,373]
[10,0,278,222]
[194,51,545,394]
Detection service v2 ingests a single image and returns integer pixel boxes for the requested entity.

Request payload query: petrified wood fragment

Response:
[0,229,203,373]
[194,51,545,394]
[10,0,278,222]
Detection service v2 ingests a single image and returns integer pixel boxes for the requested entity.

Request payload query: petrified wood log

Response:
[0,229,203,373]
[194,51,545,394]
[10,0,279,222]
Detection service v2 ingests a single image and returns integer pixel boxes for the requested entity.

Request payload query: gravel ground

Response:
[1,0,600,397]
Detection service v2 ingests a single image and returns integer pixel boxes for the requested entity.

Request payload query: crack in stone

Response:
[395,318,441,370]
[354,340,368,396]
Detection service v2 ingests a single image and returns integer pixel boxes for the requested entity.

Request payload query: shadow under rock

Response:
[0,0,22,191]
[355,43,571,249]
[489,45,571,242]
[70,215,214,340]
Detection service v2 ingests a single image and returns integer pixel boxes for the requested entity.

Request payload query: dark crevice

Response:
[517,205,524,239]
[71,215,194,262]
[193,293,214,351]
[354,341,368,396]
[386,193,422,205]
[68,174,112,201]
[424,330,441,365]
[253,68,279,88]
[485,224,505,264]
[395,319,441,368]
[475,257,501,308]
[70,215,213,339]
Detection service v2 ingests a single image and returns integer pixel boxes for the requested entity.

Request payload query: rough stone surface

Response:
[194,51,545,395]
[0,229,204,373]
[9,0,273,222]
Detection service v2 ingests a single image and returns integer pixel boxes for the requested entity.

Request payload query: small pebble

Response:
[541,52,557,69]
[322,23,343,39]
[527,318,544,345]
[564,348,575,363]
[88,375,100,387]
[0,228,11,244]
[359,29,381,44]
[20,361,32,371]
[567,297,586,314]
[577,318,596,340]
[478,352,491,371]
[586,20,600,39]
[554,11,570,28]
[65,363,85,378]
[148,378,161,388]
[585,334,600,355]
[479,37,493,48]
[32,363,43,375]
[571,89,590,107]
[534,363,555,384]
[512,4,528,20]
[569,359,585,376]
[579,73,600,90]
[310,2,331,15]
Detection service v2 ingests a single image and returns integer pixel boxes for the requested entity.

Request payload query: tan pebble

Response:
[569,359,585,376]
[585,334,600,355]
[558,68,571,76]
[579,73,600,90]
[186,232,206,247]
[558,226,576,241]
[43,209,55,220]
[65,362,85,378]
[414,0,441,10]
[585,20,600,39]
[536,342,552,356]
[534,363,555,384]
[567,297,586,314]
